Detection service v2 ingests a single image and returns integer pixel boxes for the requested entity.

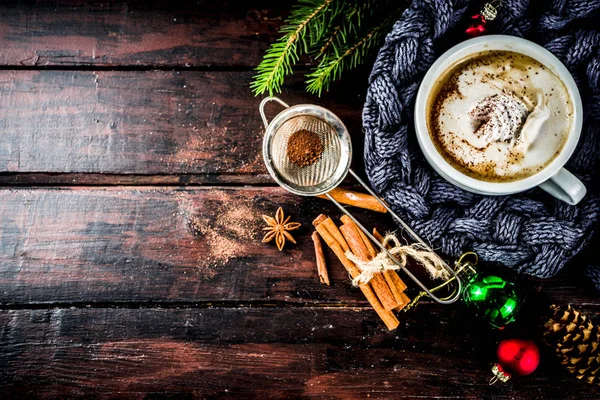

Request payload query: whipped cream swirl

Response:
[469,91,529,145]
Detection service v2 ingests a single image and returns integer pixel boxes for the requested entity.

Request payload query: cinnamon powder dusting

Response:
[178,191,259,277]
[286,129,324,167]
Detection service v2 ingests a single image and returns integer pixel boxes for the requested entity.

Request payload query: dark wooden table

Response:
[0,1,598,398]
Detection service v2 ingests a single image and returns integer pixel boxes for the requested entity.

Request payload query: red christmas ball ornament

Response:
[490,339,540,384]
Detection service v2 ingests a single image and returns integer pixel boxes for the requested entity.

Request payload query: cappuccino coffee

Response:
[427,50,573,182]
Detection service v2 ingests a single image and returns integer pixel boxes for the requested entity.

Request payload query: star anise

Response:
[261,207,301,251]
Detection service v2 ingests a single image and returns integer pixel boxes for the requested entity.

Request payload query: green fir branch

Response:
[344,0,375,31]
[250,0,337,96]
[314,0,374,59]
[305,14,396,96]
[251,0,409,97]
[316,23,344,58]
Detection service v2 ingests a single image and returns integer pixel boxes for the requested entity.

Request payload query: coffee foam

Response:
[428,51,573,182]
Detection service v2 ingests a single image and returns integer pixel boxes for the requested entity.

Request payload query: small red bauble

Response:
[490,339,540,384]
[466,1,501,37]
[466,14,487,37]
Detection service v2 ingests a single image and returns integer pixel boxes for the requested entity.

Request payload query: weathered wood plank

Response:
[0,70,364,181]
[0,186,386,305]
[0,173,269,186]
[0,186,598,307]
[0,0,284,67]
[1,307,597,399]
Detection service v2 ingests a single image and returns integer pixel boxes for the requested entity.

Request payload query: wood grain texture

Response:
[0,70,364,180]
[0,2,598,398]
[0,172,271,186]
[0,0,285,67]
[1,307,599,399]
[0,186,598,308]
[0,186,386,305]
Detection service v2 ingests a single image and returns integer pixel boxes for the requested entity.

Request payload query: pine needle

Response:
[305,14,397,96]
[250,0,337,96]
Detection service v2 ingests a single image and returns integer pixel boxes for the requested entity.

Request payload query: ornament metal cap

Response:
[481,1,499,21]
[490,364,511,385]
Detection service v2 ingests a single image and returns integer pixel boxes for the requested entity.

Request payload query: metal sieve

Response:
[259,97,461,305]
[261,97,351,196]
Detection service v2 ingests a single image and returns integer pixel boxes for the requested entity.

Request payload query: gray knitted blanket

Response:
[363,0,600,287]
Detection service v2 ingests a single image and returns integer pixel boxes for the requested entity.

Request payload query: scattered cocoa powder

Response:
[177,191,260,274]
[286,129,323,167]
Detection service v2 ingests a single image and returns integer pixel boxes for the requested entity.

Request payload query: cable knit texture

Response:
[363,0,600,286]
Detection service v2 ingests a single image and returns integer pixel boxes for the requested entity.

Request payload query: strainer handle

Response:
[259,97,290,129]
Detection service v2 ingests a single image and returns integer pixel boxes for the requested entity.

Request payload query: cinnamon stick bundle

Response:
[341,217,411,311]
[340,217,411,312]
[312,214,399,330]
[339,223,398,311]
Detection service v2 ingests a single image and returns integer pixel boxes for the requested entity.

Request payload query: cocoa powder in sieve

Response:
[286,129,324,167]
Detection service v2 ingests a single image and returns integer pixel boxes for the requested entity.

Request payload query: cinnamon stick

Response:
[311,231,329,285]
[313,214,328,227]
[387,271,407,292]
[341,215,377,258]
[339,223,399,311]
[384,271,407,307]
[313,215,349,253]
[314,219,398,330]
[316,188,387,213]
[372,228,410,308]
[322,217,349,253]
[314,222,361,278]
[360,285,400,330]
[395,292,411,312]
[339,224,371,262]
[372,228,385,245]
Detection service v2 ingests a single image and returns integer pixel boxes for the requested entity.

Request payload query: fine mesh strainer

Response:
[260,97,461,305]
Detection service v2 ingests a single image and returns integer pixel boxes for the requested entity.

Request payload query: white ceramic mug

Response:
[414,35,586,205]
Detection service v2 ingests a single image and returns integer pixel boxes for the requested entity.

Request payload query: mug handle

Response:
[538,168,586,205]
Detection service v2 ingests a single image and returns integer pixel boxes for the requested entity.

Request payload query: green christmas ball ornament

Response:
[403,252,521,329]
[462,273,520,328]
